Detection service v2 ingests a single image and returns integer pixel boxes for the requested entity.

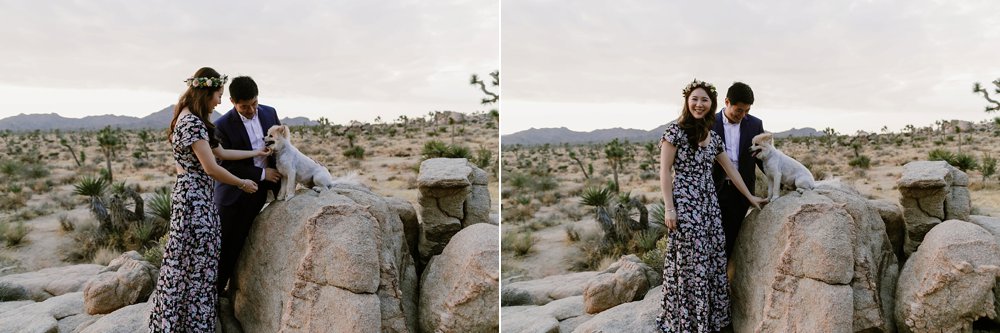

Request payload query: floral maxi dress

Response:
[149,114,221,332]
[655,123,731,332]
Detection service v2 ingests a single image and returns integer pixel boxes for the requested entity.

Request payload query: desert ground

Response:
[0,111,499,276]
[500,118,1000,281]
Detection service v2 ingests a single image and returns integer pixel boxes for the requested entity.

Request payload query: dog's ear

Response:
[283,125,291,139]
[759,132,774,143]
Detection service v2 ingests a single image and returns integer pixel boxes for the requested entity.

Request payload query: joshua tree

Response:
[59,135,82,167]
[96,126,125,182]
[973,79,1000,113]
[580,186,648,246]
[605,138,626,192]
[470,70,499,105]
[568,150,590,179]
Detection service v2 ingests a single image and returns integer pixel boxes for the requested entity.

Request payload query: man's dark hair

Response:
[229,76,258,101]
[726,82,754,105]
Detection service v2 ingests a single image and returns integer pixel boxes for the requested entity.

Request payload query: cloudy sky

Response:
[501,0,1000,135]
[0,0,498,123]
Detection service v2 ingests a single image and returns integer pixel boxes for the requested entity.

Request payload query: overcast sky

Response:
[501,0,1000,135]
[0,0,498,123]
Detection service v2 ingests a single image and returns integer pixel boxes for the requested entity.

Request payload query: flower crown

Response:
[185,75,228,89]
[682,79,717,98]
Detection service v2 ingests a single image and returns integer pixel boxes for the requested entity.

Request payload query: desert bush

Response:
[929,149,978,171]
[3,222,30,247]
[93,247,118,266]
[0,193,28,211]
[343,146,365,159]
[58,214,75,232]
[580,186,612,207]
[564,224,581,242]
[640,236,670,269]
[74,176,108,197]
[143,234,167,267]
[474,145,492,169]
[421,140,471,160]
[511,232,534,257]
[147,188,171,222]
[982,154,997,183]
[849,155,872,169]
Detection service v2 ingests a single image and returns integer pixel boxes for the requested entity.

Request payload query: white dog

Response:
[749,132,815,200]
[264,125,355,200]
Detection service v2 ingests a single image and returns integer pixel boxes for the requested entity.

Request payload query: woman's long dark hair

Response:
[167,67,221,147]
[676,81,718,147]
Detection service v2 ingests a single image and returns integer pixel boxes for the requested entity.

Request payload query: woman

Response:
[655,79,766,332]
[149,67,268,332]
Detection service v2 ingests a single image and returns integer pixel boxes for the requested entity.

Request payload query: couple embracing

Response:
[656,80,767,332]
[151,67,284,332]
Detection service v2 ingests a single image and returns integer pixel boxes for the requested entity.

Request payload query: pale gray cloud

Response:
[0,0,498,121]
[502,0,1000,134]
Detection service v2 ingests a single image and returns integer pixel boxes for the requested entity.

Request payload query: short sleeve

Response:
[175,116,208,148]
[658,122,682,148]
[712,131,724,155]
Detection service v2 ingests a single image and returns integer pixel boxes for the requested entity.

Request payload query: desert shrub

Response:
[343,146,365,159]
[0,193,28,211]
[143,234,168,267]
[534,175,559,192]
[580,186,612,207]
[0,161,20,177]
[22,164,48,179]
[849,155,872,169]
[93,247,118,265]
[73,176,108,197]
[929,149,978,171]
[507,172,533,191]
[512,232,535,257]
[564,224,581,242]
[147,188,171,222]
[3,222,30,247]
[474,145,492,169]
[640,236,670,269]
[634,229,661,252]
[421,140,471,160]
[982,154,997,183]
[58,214,75,232]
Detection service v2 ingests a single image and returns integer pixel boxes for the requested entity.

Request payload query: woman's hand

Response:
[238,179,258,193]
[749,196,768,209]
[256,147,272,157]
[664,208,678,231]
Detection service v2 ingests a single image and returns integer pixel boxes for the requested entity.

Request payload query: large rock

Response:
[897,161,971,256]
[501,306,559,333]
[0,292,84,333]
[419,223,499,333]
[869,198,905,262]
[83,251,158,315]
[501,271,600,306]
[572,285,663,333]
[731,181,898,333]
[969,215,1000,325]
[0,264,103,301]
[417,158,492,264]
[79,301,150,333]
[895,220,1000,333]
[234,183,418,333]
[582,255,659,314]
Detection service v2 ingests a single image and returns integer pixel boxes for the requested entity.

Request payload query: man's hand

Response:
[264,168,283,183]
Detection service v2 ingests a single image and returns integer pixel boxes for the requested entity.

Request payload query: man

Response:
[213,76,282,296]
[711,82,764,260]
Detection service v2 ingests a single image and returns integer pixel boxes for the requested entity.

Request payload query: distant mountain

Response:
[772,127,822,138]
[502,124,822,146]
[0,105,317,131]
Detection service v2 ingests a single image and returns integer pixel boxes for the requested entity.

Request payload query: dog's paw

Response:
[311,186,323,193]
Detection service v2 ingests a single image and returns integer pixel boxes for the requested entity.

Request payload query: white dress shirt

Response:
[239,111,267,181]
[722,109,741,167]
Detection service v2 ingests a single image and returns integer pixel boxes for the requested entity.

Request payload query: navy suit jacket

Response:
[711,111,764,195]
[213,105,281,207]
